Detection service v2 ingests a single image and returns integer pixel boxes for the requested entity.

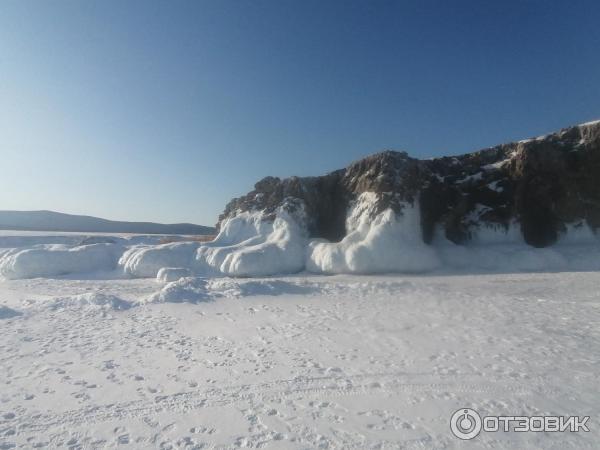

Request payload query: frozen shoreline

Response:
[3,201,600,282]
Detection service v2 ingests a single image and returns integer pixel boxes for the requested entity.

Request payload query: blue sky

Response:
[1,0,599,225]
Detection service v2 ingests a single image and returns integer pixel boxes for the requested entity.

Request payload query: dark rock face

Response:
[218,121,600,248]
[219,171,347,241]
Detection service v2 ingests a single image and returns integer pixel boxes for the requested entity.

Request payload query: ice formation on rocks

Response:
[1,120,600,279]
[306,193,440,273]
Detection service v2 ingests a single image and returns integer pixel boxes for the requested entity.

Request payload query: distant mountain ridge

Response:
[0,210,215,235]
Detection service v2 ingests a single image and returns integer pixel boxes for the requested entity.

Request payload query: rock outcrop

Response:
[219,120,600,248]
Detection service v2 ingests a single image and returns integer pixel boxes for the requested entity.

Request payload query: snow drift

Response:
[0,243,123,279]
[147,277,321,304]
[44,292,133,311]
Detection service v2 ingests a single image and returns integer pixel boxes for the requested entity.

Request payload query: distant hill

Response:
[0,210,215,235]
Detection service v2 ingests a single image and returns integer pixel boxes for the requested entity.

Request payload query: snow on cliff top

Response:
[579,119,600,127]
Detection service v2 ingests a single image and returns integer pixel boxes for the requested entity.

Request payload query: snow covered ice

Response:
[1,228,599,448]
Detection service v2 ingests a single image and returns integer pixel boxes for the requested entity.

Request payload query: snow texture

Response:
[44,292,133,311]
[0,305,21,319]
[1,270,598,448]
[148,277,320,304]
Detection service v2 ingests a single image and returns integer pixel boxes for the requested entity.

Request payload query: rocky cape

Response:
[219,120,600,249]
[4,120,600,281]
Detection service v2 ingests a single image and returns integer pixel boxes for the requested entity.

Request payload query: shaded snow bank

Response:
[433,219,600,273]
[435,240,600,272]
[0,305,22,319]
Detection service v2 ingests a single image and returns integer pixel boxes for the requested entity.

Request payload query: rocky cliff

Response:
[219,120,600,248]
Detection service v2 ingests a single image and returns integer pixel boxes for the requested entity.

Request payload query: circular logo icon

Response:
[450,408,482,440]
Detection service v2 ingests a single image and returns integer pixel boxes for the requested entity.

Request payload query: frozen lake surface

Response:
[1,267,598,448]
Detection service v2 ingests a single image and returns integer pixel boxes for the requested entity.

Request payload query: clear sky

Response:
[1,0,599,226]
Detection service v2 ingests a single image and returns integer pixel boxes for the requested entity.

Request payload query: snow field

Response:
[1,272,598,448]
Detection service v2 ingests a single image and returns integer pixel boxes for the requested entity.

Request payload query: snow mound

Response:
[207,278,320,297]
[156,267,193,282]
[0,305,22,319]
[147,277,211,304]
[307,193,440,274]
[0,243,123,279]
[44,292,132,311]
[196,209,307,277]
[119,241,200,278]
[147,277,321,304]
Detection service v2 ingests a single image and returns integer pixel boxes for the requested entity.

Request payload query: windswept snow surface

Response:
[1,270,599,448]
